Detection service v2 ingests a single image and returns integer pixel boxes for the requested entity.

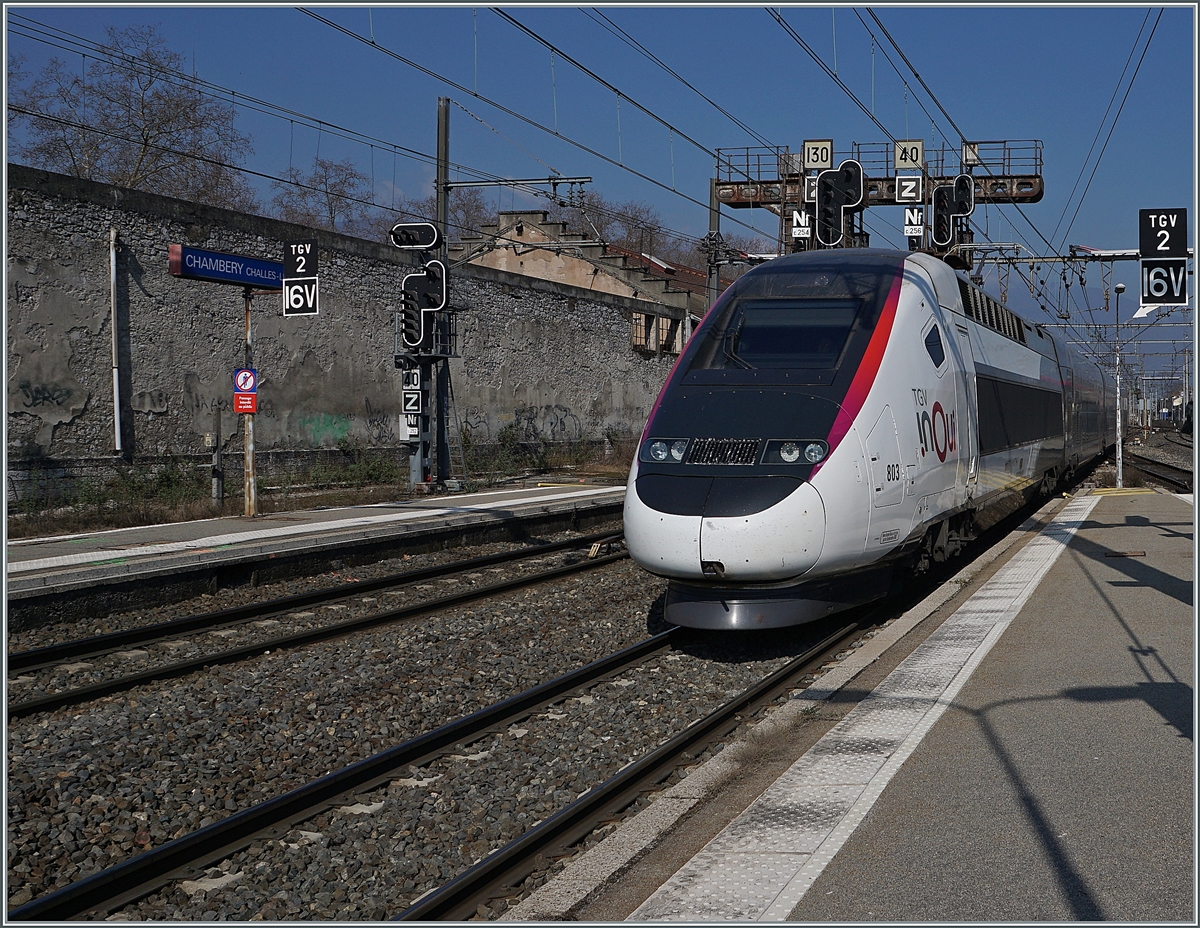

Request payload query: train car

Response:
[624,249,1114,629]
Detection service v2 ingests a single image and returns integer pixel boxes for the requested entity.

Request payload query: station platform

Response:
[508,489,1194,923]
[5,483,624,626]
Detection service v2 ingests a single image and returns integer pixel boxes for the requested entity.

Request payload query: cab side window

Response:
[924,324,946,368]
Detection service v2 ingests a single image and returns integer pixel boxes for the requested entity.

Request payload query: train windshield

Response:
[722,299,858,369]
[683,256,900,373]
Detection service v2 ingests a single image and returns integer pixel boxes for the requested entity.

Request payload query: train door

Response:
[865,405,905,509]
[954,324,979,492]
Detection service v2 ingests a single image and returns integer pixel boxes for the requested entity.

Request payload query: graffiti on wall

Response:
[8,373,89,451]
[130,390,168,414]
[460,406,492,444]
[295,412,353,445]
[16,380,74,409]
[364,397,397,445]
[514,404,583,441]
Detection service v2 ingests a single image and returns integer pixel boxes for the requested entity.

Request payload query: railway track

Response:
[7,532,624,719]
[7,628,675,920]
[394,489,1077,921]
[1123,452,1193,492]
[394,618,863,920]
[5,487,1083,920]
[8,612,866,922]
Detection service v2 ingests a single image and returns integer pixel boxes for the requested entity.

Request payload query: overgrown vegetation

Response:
[8,456,215,538]
[7,435,635,539]
[461,425,635,484]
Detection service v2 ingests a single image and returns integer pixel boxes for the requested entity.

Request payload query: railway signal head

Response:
[400,290,425,349]
[953,174,975,217]
[932,175,976,249]
[390,221,442,251]
[931,185,953,248]
[815,160,864,247]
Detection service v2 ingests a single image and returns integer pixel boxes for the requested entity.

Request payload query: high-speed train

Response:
[624,249,1114,629]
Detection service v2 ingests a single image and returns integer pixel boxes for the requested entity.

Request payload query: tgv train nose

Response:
[625,472,826,582]
[698,480,825,581]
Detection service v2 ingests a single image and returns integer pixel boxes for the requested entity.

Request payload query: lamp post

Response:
[1115,282,1125,488]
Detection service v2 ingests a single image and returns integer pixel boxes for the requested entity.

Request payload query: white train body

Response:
[624,250,1113,629]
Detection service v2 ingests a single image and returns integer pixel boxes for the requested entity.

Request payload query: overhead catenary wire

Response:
[1051,9,1164,252]
[848,13,1069,311]
[1048,9,1152,250]
[492,10,723,168]
[851,10,953,153]
[864,8,1059,257]
[783,6,1099,339]
[768,9,900,148]
[8,13,719,252]
[11,101,721,286]
[9,12,770,250]
[8,106,402,219]
[581,8,778,149]
[7,16,441,174]
[296,8,778,243]
[846,9,1090,324]
[791,7,1167,365]
[583,9,906,248]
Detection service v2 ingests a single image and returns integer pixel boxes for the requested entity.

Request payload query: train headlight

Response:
[642,439,690,463]
[763,439,825,465]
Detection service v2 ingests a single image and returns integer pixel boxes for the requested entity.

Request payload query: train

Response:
[624,249,1115,629]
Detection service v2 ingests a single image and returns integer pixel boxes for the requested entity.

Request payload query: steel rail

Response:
[1122,452,1193,492]
[9,530,623,672]
[394,617,864,921]
[6,629,676,921]
[8,551,628,720]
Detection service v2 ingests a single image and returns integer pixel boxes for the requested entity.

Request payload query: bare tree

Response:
[8,25,258,211]
[548,191,700,261]
[270,157,383,237]
[390,186,493,242]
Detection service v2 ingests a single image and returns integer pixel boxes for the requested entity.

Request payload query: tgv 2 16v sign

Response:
[283,240,319,316]
[1138,209,1189,306]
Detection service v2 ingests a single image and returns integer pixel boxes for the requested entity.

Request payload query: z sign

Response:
[895,176,922,203]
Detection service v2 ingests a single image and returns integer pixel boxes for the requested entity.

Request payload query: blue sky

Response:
[5,4,1197,374]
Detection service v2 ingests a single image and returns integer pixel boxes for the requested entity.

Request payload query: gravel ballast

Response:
[7,548,833,919]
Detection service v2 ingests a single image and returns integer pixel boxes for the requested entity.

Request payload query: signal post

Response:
[390,220,447,488]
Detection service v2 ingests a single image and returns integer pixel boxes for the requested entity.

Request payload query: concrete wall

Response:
[6,165,677,485]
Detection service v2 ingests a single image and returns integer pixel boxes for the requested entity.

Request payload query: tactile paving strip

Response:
[632,495,1098,921]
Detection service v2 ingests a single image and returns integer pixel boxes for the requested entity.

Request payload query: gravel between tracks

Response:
[1125,431,1193,473]
[6,527,620,655]
[6,550,827,919]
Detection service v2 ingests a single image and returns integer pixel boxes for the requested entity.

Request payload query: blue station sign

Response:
[168,244,284,290]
